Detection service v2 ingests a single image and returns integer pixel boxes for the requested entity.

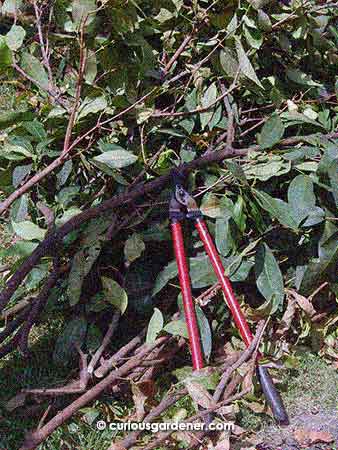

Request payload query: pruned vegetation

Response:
[0,0,337,449]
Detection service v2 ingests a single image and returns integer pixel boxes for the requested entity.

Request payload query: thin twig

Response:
[87,312,120,374]
[219,81,235,149]
[213,320,265,402]
[152,82,238,118]
[62,24,87,154]
[32,0,53,83]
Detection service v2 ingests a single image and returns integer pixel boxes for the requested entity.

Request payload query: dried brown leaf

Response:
[293,292,316,317]
[217,404,237,419]
[232,425,246,436]
[109,445,127,450]
[245,400,265,414]
[294,428,334,447]
[241,359,255,392]
[184,380,216,409]
[276,297,296,336]
[174,431,194,446]
[5,392,27,411]
[215,435,230,450]
[131,380,155,421]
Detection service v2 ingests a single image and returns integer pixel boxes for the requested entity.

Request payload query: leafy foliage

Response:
[0,0,337,447]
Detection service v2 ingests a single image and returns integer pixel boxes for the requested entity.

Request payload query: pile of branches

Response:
[6,318,265,450]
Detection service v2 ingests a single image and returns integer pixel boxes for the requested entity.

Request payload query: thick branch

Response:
[20,336,169,450]
[95,329,146,378]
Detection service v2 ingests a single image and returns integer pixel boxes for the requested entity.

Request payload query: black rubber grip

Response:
[256,365,289,425]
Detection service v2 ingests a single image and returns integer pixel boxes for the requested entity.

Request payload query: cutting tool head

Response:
[175,186,198,213]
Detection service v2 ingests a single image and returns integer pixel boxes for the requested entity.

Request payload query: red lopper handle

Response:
[171,220,204,371]
[195,218,253,346]
[194,217,289,425]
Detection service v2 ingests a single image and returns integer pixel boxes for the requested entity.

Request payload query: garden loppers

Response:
[169,170,289,425]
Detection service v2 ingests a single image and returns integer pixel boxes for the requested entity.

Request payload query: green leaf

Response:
[200,82,218,130]
[176,295,212,362]
[67,243,101,306]
[12,164,32,188]
[281,111,324,129]
[215,218,236,256]
[84,50,97,84]
[23,120,47,141]
[6,25,26,51]
[12,220,46,241]
[102,277,128,314]
[172,366,193,381]
[258,115,285,149]
[11,195,28,222]
[0,241,37,259]
[252,189,299,230]
[0,144,33,161]
[152,260,178,297]
[124,233,145,263]
[226,14,238,34]
[146,308,164,343]
[244,156,290,181]
[72,0,96,28]
[196,305,212,362]
[153,251,253,297]
[233,195,247,233]
[77,96,107,120]
[180,148,196,163]
[299,222,338,295]
[244,25,263,49]
[93,149,137,169]
[0,110,34,129]
[219,48,239,79]
[1,0,22,15]
[189,254,218,288]
[200,193,232,219]
[288,175,324,226]
[56,160,73,189]
[154,8,174,23]
[164,319,189,338]
[56,208,82,227]
[328,159,338,208]
[53,317,87,366]
[25,265,49,290]
[21,52,49,89]
[257,9,272,31]
[286,68,321,87]
[136,105,154,124]
[255,243,284,313]
[186,367,220,390]
[0,36,12,71]
[235,38,263,88]
[225,160,248,185]
[295,161,318,172]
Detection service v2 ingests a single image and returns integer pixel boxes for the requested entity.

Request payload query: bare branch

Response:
[20,336,170,450]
